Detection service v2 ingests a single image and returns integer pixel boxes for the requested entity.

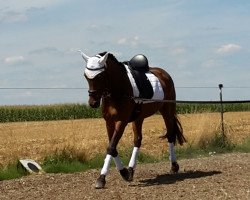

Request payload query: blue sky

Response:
[0,0,249,105]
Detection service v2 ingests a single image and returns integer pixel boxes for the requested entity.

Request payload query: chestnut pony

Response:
[79,51,186,189]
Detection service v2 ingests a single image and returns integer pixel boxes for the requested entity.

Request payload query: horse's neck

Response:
[107,60,132,98]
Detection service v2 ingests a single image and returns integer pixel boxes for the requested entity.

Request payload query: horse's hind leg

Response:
[160,115,179,173]
[159,104,184,173]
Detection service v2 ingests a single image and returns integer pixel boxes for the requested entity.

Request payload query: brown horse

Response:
[78,50,186,189]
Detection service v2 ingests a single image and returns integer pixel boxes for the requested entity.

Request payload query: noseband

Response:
[87,90,98,98]
[88,89,111,98]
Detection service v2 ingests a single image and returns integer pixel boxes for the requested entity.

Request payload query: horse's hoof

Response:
[120,168,129,181]
[170,162,179,173]
[95,175,106,189]
[128,167,134,181]
[120,167,134,182]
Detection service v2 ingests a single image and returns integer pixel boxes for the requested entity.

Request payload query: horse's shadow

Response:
[133,170,222,187]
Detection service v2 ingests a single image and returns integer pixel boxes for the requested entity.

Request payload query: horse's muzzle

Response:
[88,90,101,108]
[89,99,100,108]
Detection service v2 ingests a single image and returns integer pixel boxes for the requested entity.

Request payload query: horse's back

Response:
[149,67,176,100]
[149,67,172,80]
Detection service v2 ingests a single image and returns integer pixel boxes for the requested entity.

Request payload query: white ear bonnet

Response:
[78,50,109,79]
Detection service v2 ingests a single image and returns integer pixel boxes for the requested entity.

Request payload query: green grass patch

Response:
[42,146,89,173]
[174,133,248,160]
[43,159,89,173]
[198,132,235,152]
[0,162,26,180]
[42,153,105,174]
[234,137,250,152]
[117,147,159,165]
[42,147,159,174]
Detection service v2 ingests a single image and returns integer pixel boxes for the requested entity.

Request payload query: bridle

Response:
[88,89,98,97]
[87,70,111,100]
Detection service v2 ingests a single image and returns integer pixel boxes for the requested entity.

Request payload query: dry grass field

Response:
[0,112,250,167]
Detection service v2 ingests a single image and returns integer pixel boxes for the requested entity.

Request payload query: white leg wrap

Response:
[113,155,124,171]
[169,142,176,162]
[100,154,112,175]
[128,147,139,169]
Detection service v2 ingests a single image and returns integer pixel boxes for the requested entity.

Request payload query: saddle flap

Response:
[129,68,154,99]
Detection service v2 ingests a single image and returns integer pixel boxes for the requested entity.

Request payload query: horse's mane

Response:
[98,52,126,73]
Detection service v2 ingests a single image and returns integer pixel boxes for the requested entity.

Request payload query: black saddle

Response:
[124,54,153,99]
[129,54,149,71]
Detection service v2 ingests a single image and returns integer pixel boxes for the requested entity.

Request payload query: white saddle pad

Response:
[124,65,164,100]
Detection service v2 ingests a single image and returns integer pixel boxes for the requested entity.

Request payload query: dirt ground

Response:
[0,152,249,200]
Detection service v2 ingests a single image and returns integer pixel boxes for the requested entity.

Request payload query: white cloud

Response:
[117,36,139,47]
[0,0,62,11]
[117,37,127,45]
[216,43,242,55]
[87,24,111,32]
[20,91,33,98]
[201,59,225,69]
[0,10,27,23]
[29,47,63,55]
[0,0,63,23]
[171,47,186,55]
[4,56,25,65]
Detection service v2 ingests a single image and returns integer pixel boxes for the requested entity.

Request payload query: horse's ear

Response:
[98,52,109,66]
[78,50,90,62]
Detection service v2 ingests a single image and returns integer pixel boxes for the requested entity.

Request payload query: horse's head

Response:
[79,50,109,108]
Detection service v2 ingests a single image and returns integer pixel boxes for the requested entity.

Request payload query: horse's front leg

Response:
[95,120,128,189]
[125,118,144,182]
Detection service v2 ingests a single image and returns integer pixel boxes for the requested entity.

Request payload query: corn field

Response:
[0,104,101,123]
[0,103,250,123]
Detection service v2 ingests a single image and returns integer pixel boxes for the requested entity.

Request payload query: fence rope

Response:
[134,98,250,104]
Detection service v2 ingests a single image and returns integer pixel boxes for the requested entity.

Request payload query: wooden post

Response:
[219,84,225,141]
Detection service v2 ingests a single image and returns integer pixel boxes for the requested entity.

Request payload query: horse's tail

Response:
[173,113,186,145]
[159,111,187,145]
